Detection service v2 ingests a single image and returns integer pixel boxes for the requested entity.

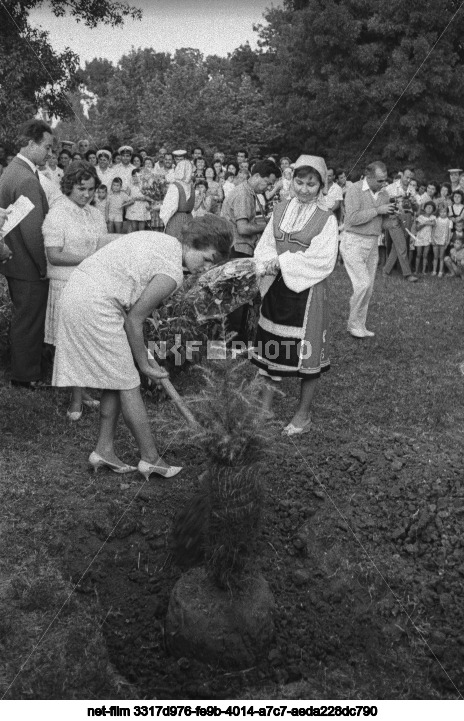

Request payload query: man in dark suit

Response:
[0,119,53,388]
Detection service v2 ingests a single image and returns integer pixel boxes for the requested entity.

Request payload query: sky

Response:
[28,0,275,66]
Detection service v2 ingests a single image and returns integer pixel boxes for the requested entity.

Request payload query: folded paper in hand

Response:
[1,196,35,237]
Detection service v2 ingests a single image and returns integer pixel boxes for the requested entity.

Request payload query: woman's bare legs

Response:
[68,386,83,413]
[260,377,280,416]
[288,376,319,428]
[94,390,126,464]
[120,386,171,469]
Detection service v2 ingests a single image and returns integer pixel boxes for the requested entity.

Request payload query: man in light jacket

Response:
[340,161,393,338]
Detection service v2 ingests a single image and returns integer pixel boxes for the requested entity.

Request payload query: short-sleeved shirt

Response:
[107,190,130,221]
[77,231,184,310]
[325,182,343,209]
[221,182,260,255]
[43,195,107,281]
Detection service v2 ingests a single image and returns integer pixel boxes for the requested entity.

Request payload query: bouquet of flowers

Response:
[183,257,260,322]
[142,176,168,205]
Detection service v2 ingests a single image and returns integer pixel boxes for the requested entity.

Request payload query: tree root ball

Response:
[165,568,275,669]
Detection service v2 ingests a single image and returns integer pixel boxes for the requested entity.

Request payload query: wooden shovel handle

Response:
[159,377,197,426]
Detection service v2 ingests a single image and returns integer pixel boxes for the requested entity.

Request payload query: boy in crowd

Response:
[444,235,464,278]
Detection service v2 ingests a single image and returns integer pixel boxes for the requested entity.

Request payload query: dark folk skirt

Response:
[250,272,330,379]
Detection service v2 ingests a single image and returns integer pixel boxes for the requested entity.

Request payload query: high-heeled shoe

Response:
[82,399,100,409]
[88,451,137,474]
[138,459,182,480]
[282,416,312,436]
[67,405,83,421]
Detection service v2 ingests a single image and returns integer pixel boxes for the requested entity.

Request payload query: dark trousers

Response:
[6,277,49,382]
[383,214,413,277]
[226,249,252,344]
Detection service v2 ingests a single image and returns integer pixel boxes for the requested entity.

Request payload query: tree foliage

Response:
[62,46,279,156]
[255,0,464,172]
[0,0,141,142]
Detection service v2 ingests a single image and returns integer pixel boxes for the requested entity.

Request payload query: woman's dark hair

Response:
[293,165,323,185]
[85,149,97,160]
[60,160,100,196]
[112,151,121,162]
[193,157,206,167]
[427,181,439,193]
[180,215,233,262]
[112,176,122,185]
[452,189,464,203]
[195,178,208,190]
[72,152,82,161]
[132,153,142,165]
[131,168,141,177]
[58,149,72,160]
[226,161,239,174]
[423,201,436,213]
[224,171,236,181]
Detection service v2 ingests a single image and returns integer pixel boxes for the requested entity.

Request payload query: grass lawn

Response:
[0,266,463,700]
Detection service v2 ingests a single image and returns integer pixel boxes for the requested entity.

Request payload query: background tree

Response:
[255,0,464,174]
[0,0,141,143]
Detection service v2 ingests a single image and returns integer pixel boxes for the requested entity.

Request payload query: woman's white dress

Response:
[43,196,107,345]
[52,232,184,390]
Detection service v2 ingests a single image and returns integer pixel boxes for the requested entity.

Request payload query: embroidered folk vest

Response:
[273,200,333,255]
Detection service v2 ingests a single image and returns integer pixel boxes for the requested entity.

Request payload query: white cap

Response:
[118,145,133,154]
[96,149,111,160]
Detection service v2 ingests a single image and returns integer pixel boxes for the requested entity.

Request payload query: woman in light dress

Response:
[43,160,116,420]
[160,160,194,239]
[250,155,339,436]
[52,216,233,479]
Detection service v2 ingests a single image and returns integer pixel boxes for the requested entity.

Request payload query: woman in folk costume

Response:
[159,159,195,239]
[250,155,339,436]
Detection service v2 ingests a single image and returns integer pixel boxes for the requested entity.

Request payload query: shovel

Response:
[147,348,197,426]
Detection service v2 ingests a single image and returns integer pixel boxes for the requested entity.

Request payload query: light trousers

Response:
[340,232,378,332]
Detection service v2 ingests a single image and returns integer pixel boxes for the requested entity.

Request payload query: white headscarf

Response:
[292,154,328,209]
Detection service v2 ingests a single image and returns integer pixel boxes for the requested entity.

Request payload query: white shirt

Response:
[17,153,37,174]
[43,165,63,186]
[362,177,381,200]
[112,163,134,192]
[96,166,115,186]
[254,199,339,294]
[38,171,63,207]
[325,182,343,209]
[160,183,180,226]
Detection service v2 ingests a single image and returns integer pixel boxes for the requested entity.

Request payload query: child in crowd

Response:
[125,168,151,232]
[444,236,464,278]
[448,190,464,227]
[280,167,294,201]
[431,204,453,277]
[192,179,211,217]
[93,184,108,218]
[436,183,452,212]
[222,171,237,199]
[452,218,464,246]
[414,200,436,274]
[106,177,131,233]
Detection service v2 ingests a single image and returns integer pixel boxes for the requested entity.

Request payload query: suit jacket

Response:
[0,156,49,281]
